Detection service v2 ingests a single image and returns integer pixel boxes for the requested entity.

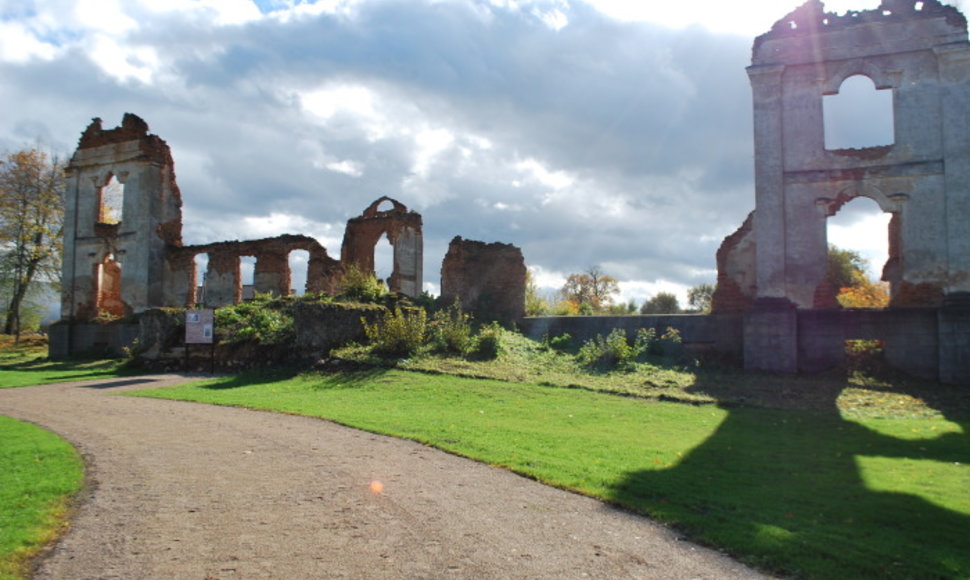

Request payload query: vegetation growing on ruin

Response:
[0,416,83,580]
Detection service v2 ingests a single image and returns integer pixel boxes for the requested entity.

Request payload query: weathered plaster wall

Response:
[747,0,970,309]
[61,114,183,320]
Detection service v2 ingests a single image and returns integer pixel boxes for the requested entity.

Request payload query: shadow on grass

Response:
[304,367,392,390]
[0,357,124,372]
[79,377,174,390]
[198,367,304,390]
[607,374,970,578]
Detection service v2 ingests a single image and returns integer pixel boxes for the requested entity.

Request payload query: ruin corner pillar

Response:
[743,297,798,374]
[938,293,970,385]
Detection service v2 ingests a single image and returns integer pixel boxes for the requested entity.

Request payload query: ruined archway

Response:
[94,253,125,318]
[731,0,970,380]
[821,195,892,309]
[341,197,423,297]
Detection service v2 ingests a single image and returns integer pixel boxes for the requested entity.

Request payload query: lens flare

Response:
[369,480,384,494]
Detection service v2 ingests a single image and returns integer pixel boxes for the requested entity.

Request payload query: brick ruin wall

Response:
[440,236,526,326]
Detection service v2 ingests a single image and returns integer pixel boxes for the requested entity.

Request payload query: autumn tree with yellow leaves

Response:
[0,148,65,338]
[827,245,889,309]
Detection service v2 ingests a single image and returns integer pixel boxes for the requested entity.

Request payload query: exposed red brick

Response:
[712,211,756,313]
[440,237,526,325]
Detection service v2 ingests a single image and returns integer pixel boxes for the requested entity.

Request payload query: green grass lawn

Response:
[131,368,970,579]
[0,416,83,580]
[0,335,130,388]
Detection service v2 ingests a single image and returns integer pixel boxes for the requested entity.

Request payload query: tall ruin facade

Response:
[714,0,970,382]
[61,114,184,322]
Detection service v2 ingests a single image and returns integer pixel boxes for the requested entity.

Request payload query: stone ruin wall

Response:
[171,235,342,309]
[440,236,527,326]
[59,115,428,320]
[61,114,184,321]
[714,0,970,314]
[341,197,423,298]
[59,114,527,329]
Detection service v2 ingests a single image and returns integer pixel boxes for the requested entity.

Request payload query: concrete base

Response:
[743,298,798,374]
[48,321,140,359]
[939,293,970,386]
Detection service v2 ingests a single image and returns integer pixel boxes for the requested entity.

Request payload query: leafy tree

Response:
[827,246,869,290]
[524,269,550,316]
[686,283,715,313]
[559,266,620,313]
[640,292,681,314]
[827,245,889,309]
[0,149,65,339]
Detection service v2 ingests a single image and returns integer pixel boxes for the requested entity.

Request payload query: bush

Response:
[544,332,574,352]
[362,307,427,357]
[215,296,294,345]
[577,328,635,369]
[472,322,503,360]
[658,327,684,358]
[337,265,387,303]
[430,301,474,355]
[576,326,687,370]
[634,327,658,356]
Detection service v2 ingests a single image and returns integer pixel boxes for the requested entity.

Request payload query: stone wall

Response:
[293,302,386,353]
[440,237,526,326]
[744,0,970,309]
[48,320,141,359]
[61,114,183,322]
[176,234,341,308]
[341,197,423,298]
[520,314,744,360]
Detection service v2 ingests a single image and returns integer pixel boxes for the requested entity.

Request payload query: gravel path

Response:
[0,375,768,579]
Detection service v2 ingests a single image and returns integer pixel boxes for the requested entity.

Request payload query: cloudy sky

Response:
[3,0,962,306]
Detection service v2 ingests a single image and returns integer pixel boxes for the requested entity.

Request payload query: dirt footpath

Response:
[0,375,768,579]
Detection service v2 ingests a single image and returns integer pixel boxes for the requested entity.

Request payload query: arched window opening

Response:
[288,250,309,295]
[98,174,124,225]
[377,198,396,212]
[823,75,895,150]
[95,254,124,318]
[826,196,891,309]
[374,234,394,288]
[240,256,256,301]
[194,253,209,307]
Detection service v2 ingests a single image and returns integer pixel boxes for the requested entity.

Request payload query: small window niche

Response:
[823,75,895,151]
[98,174,125,225]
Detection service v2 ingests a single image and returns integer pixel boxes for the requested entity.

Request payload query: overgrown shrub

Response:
[215,296,294,345]
[577,326,687,370]
[658,327,684,358]
[471,322,503,360]
[337,265,387,303]
[634,327,658,356]
[577,328,636,369]
[362,307,427,356]
[430,301,474,355]
[544,332,574,352]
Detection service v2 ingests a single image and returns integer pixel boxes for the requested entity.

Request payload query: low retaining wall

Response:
[520,314,744,359]
[49,303,388,366]
[48,321,140,359]
[523,306,969,385]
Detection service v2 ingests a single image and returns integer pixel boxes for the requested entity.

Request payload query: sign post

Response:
[185,309,215,373]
